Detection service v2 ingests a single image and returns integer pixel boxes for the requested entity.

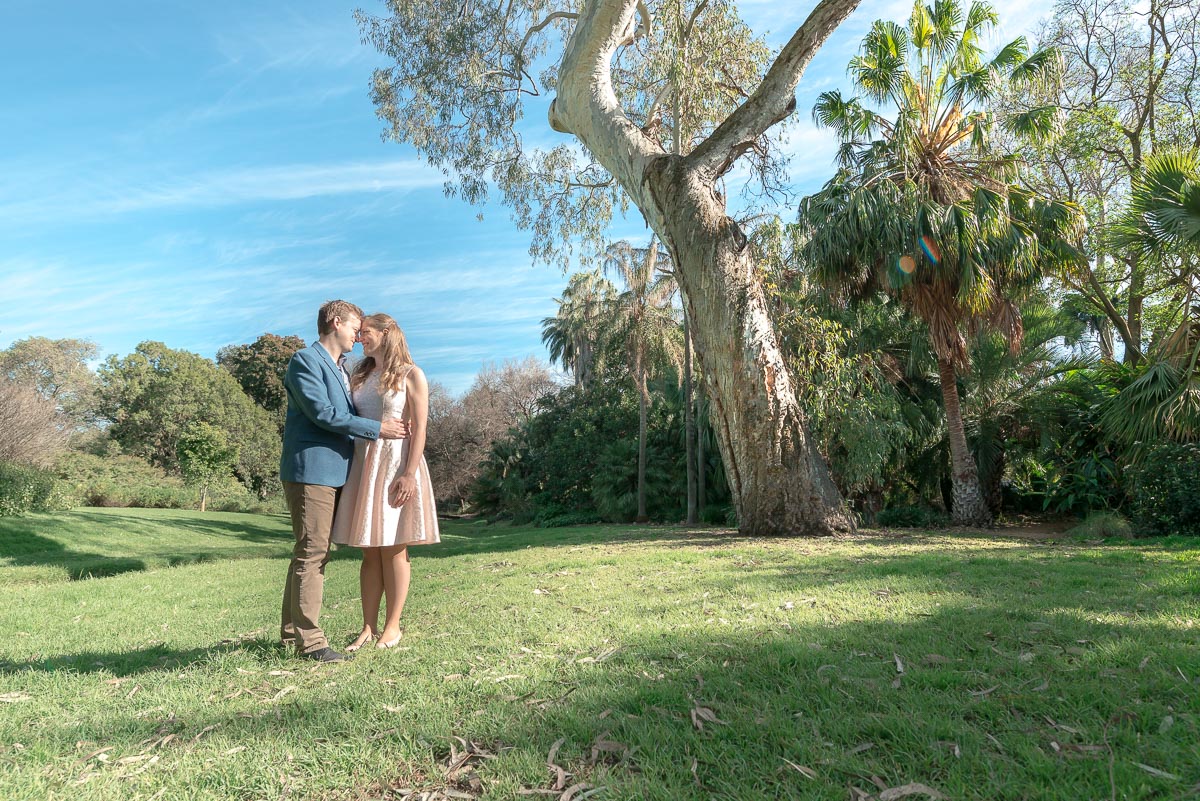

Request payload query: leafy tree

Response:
[471,375,729,524]
[216,334,304,433]
[96,342,281,497]
[542,271,618,388]
[177,422,238,512]
[798,0,1080,525]
[1100,150,1200,451]
[962,294,1088,514]
[601,237,683,521]
[358,0,864,535]
[0,337,98,425]
[772,286,931,521]
[1017,0,1200,363]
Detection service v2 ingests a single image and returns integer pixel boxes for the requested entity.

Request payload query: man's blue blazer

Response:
[279,343,380,487]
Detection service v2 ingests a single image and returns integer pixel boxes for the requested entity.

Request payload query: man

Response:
[279,300,407,662]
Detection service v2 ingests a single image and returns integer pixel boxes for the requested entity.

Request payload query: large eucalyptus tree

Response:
[358,0,862,534]
[798,0,1081,525]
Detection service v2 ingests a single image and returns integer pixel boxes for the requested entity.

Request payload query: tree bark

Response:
[683,311,698,525]
[636,360,649,523]
[1126,254,1145,365]
[550,0,860,536]
[697,397,706,516]
[936,357,991,526]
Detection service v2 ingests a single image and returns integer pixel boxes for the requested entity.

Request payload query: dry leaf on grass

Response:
[0,692,31,703]
[558,781,598,801]
[690,705,726,731]
[1133,762,1179,781]
[546,737,569,791]
[116,753,155,765]
[589,733,629,765]
[878,782,947,800]
[935,741,961,758]
[191,725,218,743]
[781,758,816,779]
[270,686,296,702]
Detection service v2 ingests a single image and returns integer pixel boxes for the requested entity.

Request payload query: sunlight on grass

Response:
[1,511,1197,799]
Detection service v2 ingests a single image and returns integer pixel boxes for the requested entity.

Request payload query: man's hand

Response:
[379,418,410,439]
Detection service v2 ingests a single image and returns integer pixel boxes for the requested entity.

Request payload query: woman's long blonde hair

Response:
[351,313,414,392]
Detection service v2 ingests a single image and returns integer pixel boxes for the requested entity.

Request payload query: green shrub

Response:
[1125,442,1200,537]
[56,451,284,514]
[1068,511,1133,539]
[875,505,949,528]
[0,461,75,516]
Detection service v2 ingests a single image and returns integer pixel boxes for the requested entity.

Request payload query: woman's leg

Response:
[349,547,384,650]
[377,545,410,646]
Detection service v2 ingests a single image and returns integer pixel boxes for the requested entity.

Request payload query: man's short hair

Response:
[317,300,364,335]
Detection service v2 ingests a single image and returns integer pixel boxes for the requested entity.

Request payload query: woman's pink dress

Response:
[331,369,440,548]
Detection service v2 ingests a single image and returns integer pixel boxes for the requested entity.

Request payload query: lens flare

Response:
[919,235,942,265]
[898,255,916,274]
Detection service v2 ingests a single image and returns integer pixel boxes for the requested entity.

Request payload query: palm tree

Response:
[799,0,1081,525]
[541,271,617,388]
[1102,151,1200,448]
[602,236,684,522]
[963,294,1089,514]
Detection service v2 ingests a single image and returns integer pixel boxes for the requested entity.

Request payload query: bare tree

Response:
[424,359,560,511]
[0,379,69,466]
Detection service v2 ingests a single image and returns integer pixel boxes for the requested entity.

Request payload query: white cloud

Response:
[0,159,446,226]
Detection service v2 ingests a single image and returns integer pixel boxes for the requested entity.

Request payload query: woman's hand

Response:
[389,474,417,507]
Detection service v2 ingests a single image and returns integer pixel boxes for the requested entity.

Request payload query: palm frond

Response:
[1009,46,1059,86]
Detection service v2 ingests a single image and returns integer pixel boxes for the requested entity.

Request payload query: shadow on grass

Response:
[0,510,294,582]
[0,635,287,678]
[66,510,292,545]
[426,521,749,559]
[10,600,1198,800]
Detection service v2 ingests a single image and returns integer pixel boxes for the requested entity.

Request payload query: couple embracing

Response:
[279,300,440,663]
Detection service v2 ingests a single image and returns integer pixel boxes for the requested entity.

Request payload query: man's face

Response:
[335,314,361,353]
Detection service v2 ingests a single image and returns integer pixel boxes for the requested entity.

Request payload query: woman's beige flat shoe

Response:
[346,632,377,653]
[376,632,403,649]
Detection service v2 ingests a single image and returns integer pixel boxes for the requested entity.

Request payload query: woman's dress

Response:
[331,368,440,548]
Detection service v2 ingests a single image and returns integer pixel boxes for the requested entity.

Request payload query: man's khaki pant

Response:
[281,482,339,654]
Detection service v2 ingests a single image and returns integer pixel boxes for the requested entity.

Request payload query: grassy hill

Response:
[1,509,1198,799]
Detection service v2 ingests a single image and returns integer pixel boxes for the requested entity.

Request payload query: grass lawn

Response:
[1,508,1198,800]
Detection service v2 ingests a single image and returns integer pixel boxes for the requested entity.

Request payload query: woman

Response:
[331,313,439,650]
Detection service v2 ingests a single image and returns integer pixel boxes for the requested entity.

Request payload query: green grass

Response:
[1,509,1198,800]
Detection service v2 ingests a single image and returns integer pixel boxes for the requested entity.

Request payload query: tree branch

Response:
[518,11,581,69]
[689,0,864,180]
[549,0,663,210]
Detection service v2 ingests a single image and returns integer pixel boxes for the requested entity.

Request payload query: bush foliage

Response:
[0,461,75,516]
[55,452,281,514]
[471,377,730,525]
[1125,441,1200,537]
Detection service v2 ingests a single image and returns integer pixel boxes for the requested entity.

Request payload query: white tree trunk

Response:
[550,0,861,535]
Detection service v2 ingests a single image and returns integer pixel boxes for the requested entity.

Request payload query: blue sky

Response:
[0,0,1043,393]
